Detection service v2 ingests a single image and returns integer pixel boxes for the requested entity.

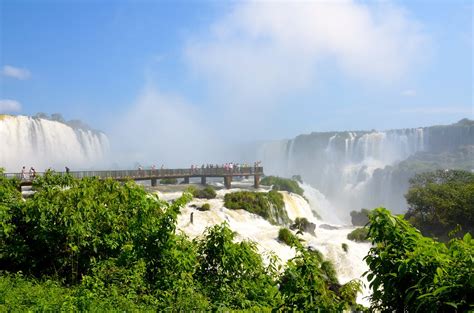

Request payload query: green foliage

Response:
[350,208,370,226]
[224,190,290,225]
[278,228,299,246]
[260,176,304,197]
[198,203,211,211]
[0,169,21,245]
[347,227,369,242]
[0,172,370,311]
[364,208,474,312]
[0,273,75,311]
[279,242,362,311]
[185,185,217,199]
[195,223,280,309]
[31,170,75,190]
[341,243,348,253]
[290,217,316,235]
[159,177,178,184]
[405,169,474,240]
[1,172,193,283]
[195,186,217,199]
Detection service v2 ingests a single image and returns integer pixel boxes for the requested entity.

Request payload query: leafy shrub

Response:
[194,186,216,199]
[404,169,474,241]
[278,228,299,246]
[347,227,369,242]
[279,241,362,311]
[342,243,348,253]
[260,176,304,197]
[224,190,290,225]
[365,208,474,312]
[185,185,216,199]
[1,173,192,283]
[0,273,74,311]
[31,169,75,190]
[350,208,370,226]
[160,177,178,184]
[198,203,211,211]
[195,223,280,309]
[290,217,316,235]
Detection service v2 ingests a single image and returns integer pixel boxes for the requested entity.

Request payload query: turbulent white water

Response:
[168,181,371,306]
[0,115,109,172]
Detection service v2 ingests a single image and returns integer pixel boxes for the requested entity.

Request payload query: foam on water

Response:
[172,181,371,306]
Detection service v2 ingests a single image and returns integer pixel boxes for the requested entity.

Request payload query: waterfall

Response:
[258,121,473,218]
[0,115,109,172]
[173,184,371,306]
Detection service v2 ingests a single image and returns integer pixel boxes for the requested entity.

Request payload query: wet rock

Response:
[319,224,340,230]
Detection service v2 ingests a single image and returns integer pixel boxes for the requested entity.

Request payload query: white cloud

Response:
[402,89,416,96]
[186,0,427,105]
[0,99,22,113]
[2,65,31,80]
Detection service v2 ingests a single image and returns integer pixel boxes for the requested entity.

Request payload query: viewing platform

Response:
[4,167,264,189]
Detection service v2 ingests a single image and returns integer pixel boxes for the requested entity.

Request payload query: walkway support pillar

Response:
[254,175,260,189]
[183,177,190,184]
[151,178,157,187]
[201,176,207,185]
[224,176,232,189]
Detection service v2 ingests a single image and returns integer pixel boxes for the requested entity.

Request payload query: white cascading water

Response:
[0,115,109,172]
[257,128,427,219]
[170,181,371,306]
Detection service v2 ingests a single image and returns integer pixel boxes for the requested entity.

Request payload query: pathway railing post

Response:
[224,176,232,189]
[254,175,260,189]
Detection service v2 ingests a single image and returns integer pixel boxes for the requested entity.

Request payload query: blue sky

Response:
[1,0,472,142]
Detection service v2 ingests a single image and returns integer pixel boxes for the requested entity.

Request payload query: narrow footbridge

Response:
[4,167,264,189]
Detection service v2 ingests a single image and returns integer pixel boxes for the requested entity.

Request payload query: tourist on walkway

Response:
[29,167,36,179]
[21,166,27,180]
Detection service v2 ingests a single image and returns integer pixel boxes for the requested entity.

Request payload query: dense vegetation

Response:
[347,227,369,242]
[404,169,474,241]
[365,208,473,312]
[198,203,210,211]
[260,176,304,197]
[1,170,472,311]
[224,190,290,225]
[186,185,217,199]
[0,171,363,311]
[278,228,299,246]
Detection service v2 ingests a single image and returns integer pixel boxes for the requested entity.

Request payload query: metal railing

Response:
[3,167,264,182]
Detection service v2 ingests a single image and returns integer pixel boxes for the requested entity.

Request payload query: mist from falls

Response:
[0,115,109,172]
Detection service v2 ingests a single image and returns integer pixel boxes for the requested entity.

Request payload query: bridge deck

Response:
[3,167,264,188]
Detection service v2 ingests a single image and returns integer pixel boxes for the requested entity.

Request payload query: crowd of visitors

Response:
[190,161,262,174]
